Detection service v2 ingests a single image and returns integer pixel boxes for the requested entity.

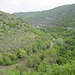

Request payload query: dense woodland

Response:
[0,4,75,75]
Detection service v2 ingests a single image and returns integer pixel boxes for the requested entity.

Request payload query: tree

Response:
[27,54,40,68]
[2,24,6,30]
[11,53,18,60]
[56,56,67,65]
[32,44,38,52]
[37,39,43,51]
[19,50,26,58]
[4,56,12,65]
[55,38,64,47]
[3,20,6,24]
[38,59,52,75]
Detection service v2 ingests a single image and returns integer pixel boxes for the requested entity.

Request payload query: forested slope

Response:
[14,4,75,28]
[0,10,75,75]
[0,11,51,67]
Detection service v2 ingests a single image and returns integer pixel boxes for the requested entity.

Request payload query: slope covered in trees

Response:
[14,4,75,28]
[0,10,75,75]
[4,25,75,75]
[0,11,52,67]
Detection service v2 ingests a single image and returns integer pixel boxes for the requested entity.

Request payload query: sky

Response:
[0,0,75,13]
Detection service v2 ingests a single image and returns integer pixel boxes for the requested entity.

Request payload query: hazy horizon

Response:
[0,0,75,13]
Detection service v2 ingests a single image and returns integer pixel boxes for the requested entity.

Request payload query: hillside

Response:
[0,10,75,75]
[14,4,75,28]
[0,11,34,52]
[0,11,52,66]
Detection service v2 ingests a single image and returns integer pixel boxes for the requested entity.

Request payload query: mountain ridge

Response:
[14,4,75,28]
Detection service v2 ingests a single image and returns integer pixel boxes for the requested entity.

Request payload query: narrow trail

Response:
[50,38,56,63]
[0,60,23,75]
[50,38,55,49]
[50,40,53,49]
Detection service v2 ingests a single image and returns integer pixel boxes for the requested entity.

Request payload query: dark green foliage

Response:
[15,22,19,25]
[0,54,4,64]
[2,24,6,30]
[56,56,67,65]
[38,59,52,74]
[7,22,16,27]
[10,53,18,60]
[5,56,12,65]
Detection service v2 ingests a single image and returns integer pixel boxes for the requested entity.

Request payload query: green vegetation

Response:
[14,4,75,28]
[0,11,51,66]
[0,4,75,75]
[3,25,75,75]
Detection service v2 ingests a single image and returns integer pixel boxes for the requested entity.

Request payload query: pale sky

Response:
[0,0,75,13]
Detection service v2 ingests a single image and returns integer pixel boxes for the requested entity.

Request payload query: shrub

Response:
[3,20,6,24]
[4,56,12,65]
[0,54,4,64]
[18,50,26,58]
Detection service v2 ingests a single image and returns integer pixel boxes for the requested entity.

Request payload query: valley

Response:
[0,4,75,75]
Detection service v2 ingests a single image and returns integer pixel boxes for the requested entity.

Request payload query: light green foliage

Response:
[6,70,15,75]
[19,50,26,58]
[13,69,20,75]
[22,71,27,75]
[5,69,20,75]
[3,20,6,24]
[55,38,64,46]
[24,28,30,32]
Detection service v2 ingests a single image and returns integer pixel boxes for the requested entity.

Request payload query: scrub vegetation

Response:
[0,4,75,75]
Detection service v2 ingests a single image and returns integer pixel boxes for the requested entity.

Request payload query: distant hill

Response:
[14,4,75,28]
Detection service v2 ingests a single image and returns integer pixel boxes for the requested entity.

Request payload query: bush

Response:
[0,54,4,64]
[4,56,12,65]
[56,56,67,65]
[3,20,6,24]
[2,24,6,30]
[5,70,15,75]
[18,50,26,58]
